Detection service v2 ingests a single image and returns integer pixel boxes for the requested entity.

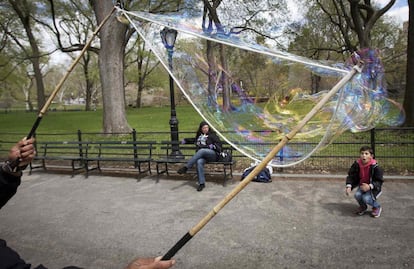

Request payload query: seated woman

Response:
[177,121,222,191]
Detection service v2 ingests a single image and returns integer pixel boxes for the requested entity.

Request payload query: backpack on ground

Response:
[241,165,272,183]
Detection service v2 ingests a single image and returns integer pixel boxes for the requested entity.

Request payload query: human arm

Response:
[181,137,195,144]
[0,138,36,209]
[371,165,384,194]
[207,133,222,152]
[345,161,358,195]
[125,256,175,269]
[3,137,36,175]
[345,186,352,196]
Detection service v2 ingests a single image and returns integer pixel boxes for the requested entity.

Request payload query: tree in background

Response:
[199,0,289,111]
[4,0,47,110]
[314,0,396,51]
[46,0,100,111]
[89,0,131,133]
[0,17,32,111]
[124,35,160,108]
[123,0,189,109]
[288,0,411,126]
[313,0,411,126]
[89,0,185,133]
[0,0,410,128]
[290,0,405,91]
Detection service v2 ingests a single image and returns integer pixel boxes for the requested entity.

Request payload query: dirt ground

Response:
[0,171,413,269]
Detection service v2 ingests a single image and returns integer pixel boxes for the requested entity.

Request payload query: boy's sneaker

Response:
[371,207,382,218]
[356,205,368,215]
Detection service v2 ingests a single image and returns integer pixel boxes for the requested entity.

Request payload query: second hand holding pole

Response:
[162,62,363,260]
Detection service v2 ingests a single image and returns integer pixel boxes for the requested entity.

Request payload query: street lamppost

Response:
[160,27,183,158]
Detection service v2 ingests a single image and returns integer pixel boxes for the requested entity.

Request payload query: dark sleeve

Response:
[0,239,32,269]
[372,165,384,192]
[0,239,53,269]
[208,133,222,152]
[345,161,359,189]
[0,169,22,210]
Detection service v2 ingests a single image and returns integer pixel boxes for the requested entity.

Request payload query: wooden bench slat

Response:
[84,140,156,177]
[30,140,156,178]
[29,141,88,176]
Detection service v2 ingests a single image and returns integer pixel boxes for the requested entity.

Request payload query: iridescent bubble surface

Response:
[119,8,405,167]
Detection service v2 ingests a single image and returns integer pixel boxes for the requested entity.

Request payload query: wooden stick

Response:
[8,7,116,171]
[26,6,116,139]
[162,62,362,260]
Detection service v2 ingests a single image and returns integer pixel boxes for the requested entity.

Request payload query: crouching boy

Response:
[345,146,384,218]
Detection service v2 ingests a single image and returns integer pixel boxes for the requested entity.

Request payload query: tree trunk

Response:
[311,74,321,94]
[349,0,396,49]
[85,73,93,111]
[206,40,218,109]
[136,75,144,108]
[219,44,231,111]
[404,1,414,126]
[136,44,144,108]
[90,0,131,133]
[9,0,46,110]
[81,54,93,111]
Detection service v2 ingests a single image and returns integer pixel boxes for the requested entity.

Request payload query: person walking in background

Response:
[345,146,384,218]
[177,121,222,191]
[1,138,175,269]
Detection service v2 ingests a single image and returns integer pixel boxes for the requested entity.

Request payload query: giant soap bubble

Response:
[118,8,405,167]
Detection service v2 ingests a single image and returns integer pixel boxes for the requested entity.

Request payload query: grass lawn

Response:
[0,105,203,134]
[0,105,412,173]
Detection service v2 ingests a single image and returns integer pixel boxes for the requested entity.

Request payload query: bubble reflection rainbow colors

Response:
[120,9,405,167]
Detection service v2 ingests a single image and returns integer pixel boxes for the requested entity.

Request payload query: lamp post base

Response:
[169,113,183,159]
[169,150,184,159]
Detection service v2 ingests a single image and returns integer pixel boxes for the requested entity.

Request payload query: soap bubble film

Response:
[119,9,405,167]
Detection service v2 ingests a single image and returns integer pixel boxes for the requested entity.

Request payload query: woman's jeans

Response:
[354,187,380,208]
[185,148,217,185]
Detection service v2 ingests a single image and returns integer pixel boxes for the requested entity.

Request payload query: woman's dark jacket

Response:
[184,132,222,153]
[346,161,384,199]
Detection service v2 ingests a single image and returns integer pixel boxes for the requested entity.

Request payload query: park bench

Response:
[29,141,88,176]
[155,141,235,183]
[84,140,156,177]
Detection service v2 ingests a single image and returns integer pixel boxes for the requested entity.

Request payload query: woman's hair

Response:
[196,121,209,136]
[198,121,208,129]
[196,121,220,137]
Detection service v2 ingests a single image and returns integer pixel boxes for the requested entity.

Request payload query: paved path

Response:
[0,172,413,269]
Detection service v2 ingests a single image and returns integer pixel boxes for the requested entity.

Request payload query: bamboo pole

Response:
[8,7,116,171]
[26,6,116,139]
[162,62,363,260]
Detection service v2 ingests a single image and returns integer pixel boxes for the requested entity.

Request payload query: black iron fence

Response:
[0,127,413,174]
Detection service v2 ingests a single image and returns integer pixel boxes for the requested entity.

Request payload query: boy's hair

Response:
[359,146,374,155]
